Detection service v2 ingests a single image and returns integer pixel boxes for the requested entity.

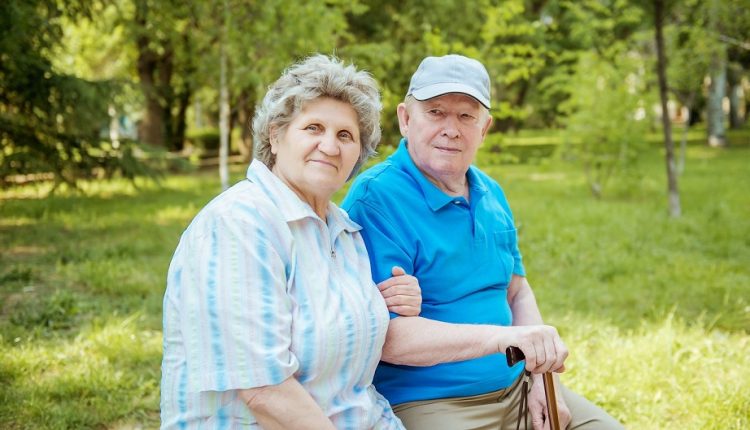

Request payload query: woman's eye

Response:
[338,131,354,141]
[305,124,321,132]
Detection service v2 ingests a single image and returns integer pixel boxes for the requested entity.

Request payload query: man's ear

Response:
[480,112,493,140]
[396,103,410,137]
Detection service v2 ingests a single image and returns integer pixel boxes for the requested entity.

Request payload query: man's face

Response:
[397,93,492,186]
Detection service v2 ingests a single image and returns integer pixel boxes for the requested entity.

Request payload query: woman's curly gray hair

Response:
[252,55,382,173]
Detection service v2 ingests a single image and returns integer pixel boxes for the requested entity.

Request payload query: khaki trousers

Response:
[392,375,624,430]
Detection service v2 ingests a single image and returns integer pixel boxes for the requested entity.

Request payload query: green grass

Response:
[1,139,749,429]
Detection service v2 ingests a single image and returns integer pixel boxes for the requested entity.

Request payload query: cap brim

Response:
[411,83,490,109]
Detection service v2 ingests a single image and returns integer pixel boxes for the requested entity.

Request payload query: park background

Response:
[1,0,749,428]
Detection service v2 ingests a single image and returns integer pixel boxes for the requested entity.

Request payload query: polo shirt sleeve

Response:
[495,187,526,277]
[345,199,415,287]
[511,236,526,277]
[178,210,297,393]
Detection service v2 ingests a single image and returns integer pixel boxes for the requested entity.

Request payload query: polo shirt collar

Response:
[391,138,488,211]
[245,160,360,233]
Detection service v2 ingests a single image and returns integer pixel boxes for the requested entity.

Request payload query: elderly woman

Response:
[160,55,420,429]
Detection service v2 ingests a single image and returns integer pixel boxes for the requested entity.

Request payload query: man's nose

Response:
[440,116,461,139]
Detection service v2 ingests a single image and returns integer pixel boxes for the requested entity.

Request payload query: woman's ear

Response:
[269,126,279,155]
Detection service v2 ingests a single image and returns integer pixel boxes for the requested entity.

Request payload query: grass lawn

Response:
[1,135,748,429]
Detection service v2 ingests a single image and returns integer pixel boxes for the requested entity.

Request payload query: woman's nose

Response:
[317,132,341,155]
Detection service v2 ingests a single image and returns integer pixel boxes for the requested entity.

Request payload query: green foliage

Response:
[186,128,220,151]
[561,52,651,197]
[3,0,747,191]
[342,0,550,135]
[665,23,715,105]
[2,138,750,428]
[0,0,159,190]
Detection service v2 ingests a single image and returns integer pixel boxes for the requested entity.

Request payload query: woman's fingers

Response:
[378,268,421,316]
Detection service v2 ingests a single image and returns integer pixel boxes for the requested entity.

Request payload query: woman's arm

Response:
[238,376,335,430]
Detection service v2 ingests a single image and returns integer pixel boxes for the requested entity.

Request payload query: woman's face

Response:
[271,97,362,207]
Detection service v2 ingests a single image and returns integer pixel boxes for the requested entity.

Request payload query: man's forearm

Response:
[510,286,544,326]
[380,316,503,366]
[382,276,567,372]
[508,275,544,326]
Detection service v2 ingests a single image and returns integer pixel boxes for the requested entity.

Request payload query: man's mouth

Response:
[434,146,461,153]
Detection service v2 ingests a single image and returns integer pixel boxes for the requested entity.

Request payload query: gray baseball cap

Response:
[407,54,491,109]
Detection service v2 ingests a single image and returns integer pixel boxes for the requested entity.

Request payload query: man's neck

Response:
[424,171,470,200]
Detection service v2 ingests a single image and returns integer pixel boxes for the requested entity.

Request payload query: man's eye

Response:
[427,109,443,116]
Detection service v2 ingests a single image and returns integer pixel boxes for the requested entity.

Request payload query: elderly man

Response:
[342,55,623,430]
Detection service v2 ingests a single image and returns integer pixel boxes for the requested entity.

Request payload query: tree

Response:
[562,52,649,198]
[722,1,750,129]
[222,0,357,157]
[653,0,682,217]
[707,45,728,147]
[128,0,202,151]
[0,0,147,190]
[219,0,230,190]
[342,0,547,137]
[665,21,714,173]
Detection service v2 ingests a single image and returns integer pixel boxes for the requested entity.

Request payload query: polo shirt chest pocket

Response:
[493,229,517,284]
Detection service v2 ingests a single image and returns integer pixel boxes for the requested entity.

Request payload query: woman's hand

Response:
[238,377,335,430]
[377,266,422,316]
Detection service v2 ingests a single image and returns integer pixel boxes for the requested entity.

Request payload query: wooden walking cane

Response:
[506,346,561,430]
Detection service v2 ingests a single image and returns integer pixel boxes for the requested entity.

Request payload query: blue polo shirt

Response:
[342,138,526,406]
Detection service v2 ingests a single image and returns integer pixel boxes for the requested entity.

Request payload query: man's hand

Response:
[377,266,421,316]
[498,325,568,374]
[528,374,571,430]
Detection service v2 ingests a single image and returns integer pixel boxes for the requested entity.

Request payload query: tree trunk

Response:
[728,83,742,129]
[654,0,681,217]
[677,110,689,176]
[689,103,702,126]
[171,31,195,152]
[136,53,165,147]
[108,105,120,149]
[135,0,165,147]
[707,54,727,146]
[236,89,254,161]
[158,48,175,150]
[193,99,203,129]
[218,0,230,191]
[172,87,191,152]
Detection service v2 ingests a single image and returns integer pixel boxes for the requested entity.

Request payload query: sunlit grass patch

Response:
[560,315,750,430]
[0,314,162,429]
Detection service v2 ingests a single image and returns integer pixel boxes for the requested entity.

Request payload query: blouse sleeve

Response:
[177,209,298,393]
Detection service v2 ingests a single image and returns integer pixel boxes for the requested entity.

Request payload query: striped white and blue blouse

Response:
[160,160,403,429]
